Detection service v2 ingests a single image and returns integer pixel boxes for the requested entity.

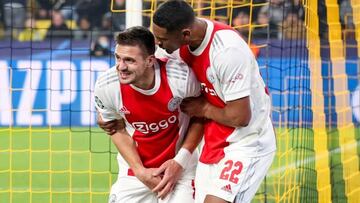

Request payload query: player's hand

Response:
[152,159,183,199]
[180,96,209,118]
[97,114,125,135]
[135,168,162,190]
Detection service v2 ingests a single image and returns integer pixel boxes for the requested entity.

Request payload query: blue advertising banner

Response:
[0,43,359,127]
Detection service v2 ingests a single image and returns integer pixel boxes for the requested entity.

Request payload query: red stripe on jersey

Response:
[180,21,236,164]
[120,59,180,168]
[192,179,195,199]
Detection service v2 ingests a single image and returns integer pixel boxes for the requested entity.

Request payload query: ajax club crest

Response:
[168,97,182,112]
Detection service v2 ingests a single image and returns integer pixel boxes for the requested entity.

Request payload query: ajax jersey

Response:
[177,20,276,164]
[94,58,200,168]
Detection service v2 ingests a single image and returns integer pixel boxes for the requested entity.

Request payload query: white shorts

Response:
[195,150,275,203]
[109,152,197,203]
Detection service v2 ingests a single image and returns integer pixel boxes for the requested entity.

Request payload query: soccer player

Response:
[152,1,277,203]
[94,26,203,202]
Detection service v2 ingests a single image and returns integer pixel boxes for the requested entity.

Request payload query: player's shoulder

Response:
[212,29,247,50]
[161,58,200,98]
[164,58,190,82]
[95,66,118,89]
[211,30,253,61]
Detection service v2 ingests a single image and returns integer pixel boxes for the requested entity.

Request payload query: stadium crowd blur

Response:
[0,0,355,56]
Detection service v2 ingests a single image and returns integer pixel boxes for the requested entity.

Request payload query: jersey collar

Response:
[189,19,213,56]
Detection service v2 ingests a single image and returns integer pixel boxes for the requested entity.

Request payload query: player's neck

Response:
[189,18,207,51]
[133,66,155,90]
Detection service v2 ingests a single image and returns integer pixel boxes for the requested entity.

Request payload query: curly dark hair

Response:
[153,0,195,32]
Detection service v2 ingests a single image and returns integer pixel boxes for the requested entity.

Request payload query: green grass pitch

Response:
[0,127,359,202]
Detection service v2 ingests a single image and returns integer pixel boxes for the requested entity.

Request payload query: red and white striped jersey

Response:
[94,59,200,168]
[157,19,276,164]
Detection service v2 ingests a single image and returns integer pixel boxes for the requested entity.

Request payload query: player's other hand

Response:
[135,168,162,190]
[152,159,183,199]
[180,96,209,118]
[97,114,125,135]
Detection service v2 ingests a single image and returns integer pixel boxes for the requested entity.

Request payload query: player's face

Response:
[153,23,185,54]
[115,45,154,86]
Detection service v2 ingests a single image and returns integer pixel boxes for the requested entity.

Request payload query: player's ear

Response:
[181,28,191,42]
[146,54,156,67]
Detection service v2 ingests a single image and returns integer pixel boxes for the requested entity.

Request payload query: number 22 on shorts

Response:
[219,160,243,184]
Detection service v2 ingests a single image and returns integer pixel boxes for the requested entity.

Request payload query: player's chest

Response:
[119,84,181,123]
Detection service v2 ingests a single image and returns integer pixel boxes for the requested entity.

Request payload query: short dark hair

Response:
[153,0,195,32]
[115,26,155,56]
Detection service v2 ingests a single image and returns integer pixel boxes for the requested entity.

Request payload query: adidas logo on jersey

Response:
[221,184,232,194]
[119,106,130,114]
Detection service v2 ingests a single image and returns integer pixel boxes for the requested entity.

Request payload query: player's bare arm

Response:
[181,117,204,153]
[96,109,161,190]
[181,96,251,128]
[152,117,204,199]
[110,125,161,190]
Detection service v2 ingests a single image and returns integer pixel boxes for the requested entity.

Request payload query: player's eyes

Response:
[156,37,167,42]
[114,56,135,64]
[124,59,135,64]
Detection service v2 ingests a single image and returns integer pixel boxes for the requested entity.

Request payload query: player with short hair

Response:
[152,1,276,202]
[94,26,203,203]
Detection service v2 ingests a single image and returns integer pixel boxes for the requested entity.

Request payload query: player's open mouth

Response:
[119,72,131,79]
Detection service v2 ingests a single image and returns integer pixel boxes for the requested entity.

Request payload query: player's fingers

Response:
[180,98,190,106]
[97,114,107,125]
[106,129,116,136]
[98,121,108,129]
[107,120,124,130]
[180,103,188,112]
[152,165,166,176]
[165,183,175,198]
[116,119,126,129]
[101,124,113,131]
[170,184,175,193]
[157,183,172,199]
[102,120,116,127]
[152,176,168,192]
[181,97,193,103]
[102,121,117,131]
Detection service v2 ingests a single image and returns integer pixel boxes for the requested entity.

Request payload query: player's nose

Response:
[117,60,127,70]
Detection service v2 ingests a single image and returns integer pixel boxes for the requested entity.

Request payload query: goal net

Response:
[0,0,359,202]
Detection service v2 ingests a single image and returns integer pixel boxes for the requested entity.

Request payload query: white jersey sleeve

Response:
[165,58,201,99]
[155,46,180,60]
[94,67,122,122]
[211,30,255,102]
[186,65,201,98]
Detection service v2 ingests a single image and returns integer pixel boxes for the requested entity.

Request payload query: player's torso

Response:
[179,20,275,164]
[119,60,184,168]
[180,22,229,107]
[179,21,238,164]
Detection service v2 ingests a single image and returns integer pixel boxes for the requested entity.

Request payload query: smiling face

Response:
[114,44,154,87]
[152,23,185,54]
